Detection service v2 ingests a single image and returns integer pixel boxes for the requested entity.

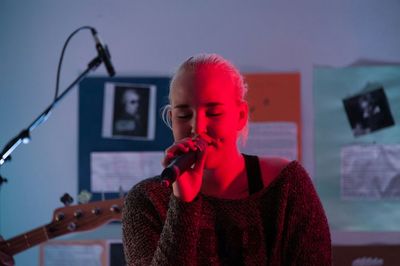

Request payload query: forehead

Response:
[171,67,236,105]
[123,90,139,99]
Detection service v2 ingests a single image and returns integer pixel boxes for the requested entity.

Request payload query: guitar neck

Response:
[1,224,53,256]
[0,198,123,256]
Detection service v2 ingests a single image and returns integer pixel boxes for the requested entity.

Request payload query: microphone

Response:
[161,137,209,187]
[90,28,116,77]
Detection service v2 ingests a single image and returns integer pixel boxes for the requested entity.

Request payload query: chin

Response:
[203,150,223,169]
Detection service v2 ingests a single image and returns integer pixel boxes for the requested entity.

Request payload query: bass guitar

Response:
[0,198,124,256]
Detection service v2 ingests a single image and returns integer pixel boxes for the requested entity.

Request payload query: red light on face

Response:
[170,66,246,170]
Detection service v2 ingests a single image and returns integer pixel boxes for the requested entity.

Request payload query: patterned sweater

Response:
[122,161,332,265]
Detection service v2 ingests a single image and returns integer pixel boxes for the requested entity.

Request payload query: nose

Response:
[191,112,207,136]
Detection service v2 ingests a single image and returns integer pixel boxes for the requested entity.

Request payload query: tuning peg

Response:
[60,193,73,206]
[110,204,121,213]
[78,190,92,204]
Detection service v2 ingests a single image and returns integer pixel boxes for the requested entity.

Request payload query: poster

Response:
[314,65,400,230]
[241,73,301,161]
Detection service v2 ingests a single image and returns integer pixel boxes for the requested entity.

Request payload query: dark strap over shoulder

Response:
[243,154,264,195]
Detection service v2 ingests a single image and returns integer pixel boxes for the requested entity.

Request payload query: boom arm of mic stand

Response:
[0,56,102,167]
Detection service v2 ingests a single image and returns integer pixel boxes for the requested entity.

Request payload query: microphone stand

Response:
[0,55,103,173]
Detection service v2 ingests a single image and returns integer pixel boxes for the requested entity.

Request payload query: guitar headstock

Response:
[46,198,124,238]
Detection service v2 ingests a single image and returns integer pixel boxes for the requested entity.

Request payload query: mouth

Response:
[208,138,222,148]
[192,133,222,149]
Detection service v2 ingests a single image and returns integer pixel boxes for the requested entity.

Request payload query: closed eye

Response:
[207,112,222,117]
[176,113,192,119]
[206,107,224,117]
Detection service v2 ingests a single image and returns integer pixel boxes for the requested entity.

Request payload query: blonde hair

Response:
[161,53,249,144]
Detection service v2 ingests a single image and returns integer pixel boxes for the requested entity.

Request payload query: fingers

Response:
[193,132,213,144]
[192,145,207,172]
[162,133,217,168]
[162,138,198,167]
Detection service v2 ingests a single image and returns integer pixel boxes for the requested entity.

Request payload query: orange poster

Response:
[243,73,302,161]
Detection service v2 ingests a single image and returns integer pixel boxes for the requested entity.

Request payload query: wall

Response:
[1,1,400,264]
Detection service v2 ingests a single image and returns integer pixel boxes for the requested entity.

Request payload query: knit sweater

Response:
[122,161,332,265]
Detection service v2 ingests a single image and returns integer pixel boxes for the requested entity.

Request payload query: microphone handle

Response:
[161,152,198,187]
[160,138,208,187]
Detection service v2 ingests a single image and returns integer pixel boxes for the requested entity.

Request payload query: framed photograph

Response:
[343,87,395,137]
[102,82,156,140]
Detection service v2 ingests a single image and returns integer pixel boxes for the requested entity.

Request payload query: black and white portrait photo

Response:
[102,83,156,140]
[343,87,395,137]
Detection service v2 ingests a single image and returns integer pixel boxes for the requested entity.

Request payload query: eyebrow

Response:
[173,102,224,109]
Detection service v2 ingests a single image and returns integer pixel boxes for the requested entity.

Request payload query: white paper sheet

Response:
[43,244,103,266]
[240,122,298,161]
[91,151,164,192]
[341,144,400,199]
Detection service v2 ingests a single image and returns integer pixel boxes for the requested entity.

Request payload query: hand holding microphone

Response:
[161,134,212,202]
